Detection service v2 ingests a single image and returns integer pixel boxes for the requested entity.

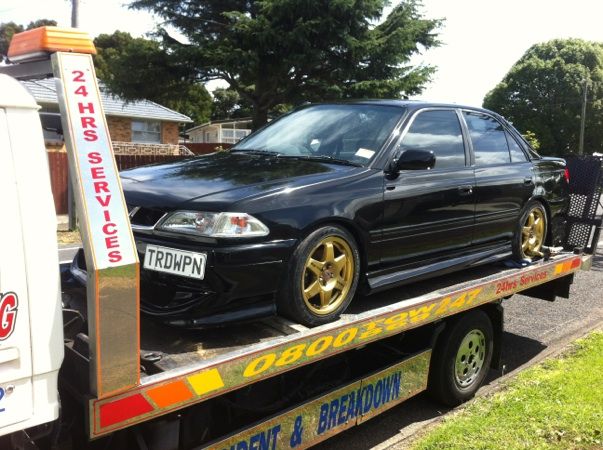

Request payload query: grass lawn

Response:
[411,331,603,450]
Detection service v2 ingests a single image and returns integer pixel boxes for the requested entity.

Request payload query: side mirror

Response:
[389,149,436,173]
[39,112,63,135]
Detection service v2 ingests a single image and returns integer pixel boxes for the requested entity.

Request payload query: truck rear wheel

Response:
[428,310,493,406]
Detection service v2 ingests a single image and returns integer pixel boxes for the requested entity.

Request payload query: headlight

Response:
[156,211,269,238]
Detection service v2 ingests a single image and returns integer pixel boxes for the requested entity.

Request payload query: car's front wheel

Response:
[278,225,360,327]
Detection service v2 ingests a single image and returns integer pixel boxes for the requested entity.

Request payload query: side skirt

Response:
[367,244,512,293]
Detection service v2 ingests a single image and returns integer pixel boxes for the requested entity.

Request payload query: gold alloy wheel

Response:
[301,236,355,315]
[521,207,546,258]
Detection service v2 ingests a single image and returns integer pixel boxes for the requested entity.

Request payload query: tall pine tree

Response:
[129,0,441,128]
[94,31,212,125]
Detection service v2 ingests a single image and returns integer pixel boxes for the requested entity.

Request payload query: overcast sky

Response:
[2,0,603,106]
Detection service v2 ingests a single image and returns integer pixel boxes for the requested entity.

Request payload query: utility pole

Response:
[579,79,588,155]
[71,0,80,28]
[68,0,80,230]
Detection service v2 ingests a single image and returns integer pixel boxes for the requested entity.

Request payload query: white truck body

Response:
[0,74,63,436]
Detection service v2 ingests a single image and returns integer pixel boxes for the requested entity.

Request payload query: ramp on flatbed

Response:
[139,259,529,375]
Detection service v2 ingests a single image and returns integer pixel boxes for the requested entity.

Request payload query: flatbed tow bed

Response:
[1,27,601,450]
[72,251,586,444]
[136,252,583,375]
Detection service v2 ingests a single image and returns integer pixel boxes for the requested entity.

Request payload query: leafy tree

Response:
[129,0,441,128]
[93,31,212,124]
[484,39,603,156]
[522,130,541,151]
[0,22,22,62]
[0,19,57,62]
[211,87,253,120]
[26,19,59,29]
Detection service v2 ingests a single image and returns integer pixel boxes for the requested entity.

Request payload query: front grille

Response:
[72,247,217,316]
[129,206,166,227]
[140,267,217,316]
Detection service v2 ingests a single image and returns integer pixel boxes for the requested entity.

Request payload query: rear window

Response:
[506,132,528,162]
[463,112,510,166]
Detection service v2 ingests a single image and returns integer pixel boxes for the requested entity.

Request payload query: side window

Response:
[506,131,528,162]
[463,112,510,166]
[399,110,466,170]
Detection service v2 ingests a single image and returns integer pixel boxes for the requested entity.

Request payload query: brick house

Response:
[21,78,193,155]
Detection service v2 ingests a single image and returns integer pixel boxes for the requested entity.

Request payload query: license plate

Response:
[143,245,206,279]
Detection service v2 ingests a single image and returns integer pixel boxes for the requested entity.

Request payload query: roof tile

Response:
[21,78,192,123]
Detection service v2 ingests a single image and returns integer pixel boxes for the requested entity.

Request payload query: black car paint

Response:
[73,101,569,327]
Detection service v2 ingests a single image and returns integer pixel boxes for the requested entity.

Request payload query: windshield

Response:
[232,104,405,166]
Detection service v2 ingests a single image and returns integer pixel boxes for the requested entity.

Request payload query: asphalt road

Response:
[315,244,603,450]
[58,244,81,264]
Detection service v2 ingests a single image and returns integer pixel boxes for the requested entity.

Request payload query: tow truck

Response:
[0,27,601,450]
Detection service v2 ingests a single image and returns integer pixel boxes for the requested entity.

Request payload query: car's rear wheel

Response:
[278,226,360,326]
[513,200,548,262]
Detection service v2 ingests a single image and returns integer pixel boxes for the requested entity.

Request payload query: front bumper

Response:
[71,235,297,327]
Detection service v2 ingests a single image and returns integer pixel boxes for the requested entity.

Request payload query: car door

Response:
[379,109,476,267]
[462,111,534,245]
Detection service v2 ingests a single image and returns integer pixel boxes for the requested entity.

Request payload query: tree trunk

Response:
[252,105,269,130]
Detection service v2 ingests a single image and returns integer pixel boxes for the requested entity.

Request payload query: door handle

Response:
[458,185,473,196]
[524,177,534,185]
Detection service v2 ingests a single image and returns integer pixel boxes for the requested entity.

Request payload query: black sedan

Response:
[72,101,569,327]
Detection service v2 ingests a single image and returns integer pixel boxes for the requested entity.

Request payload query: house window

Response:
[132,120,161,143]
[221,128,251,144]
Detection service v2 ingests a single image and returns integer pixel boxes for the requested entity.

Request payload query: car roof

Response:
[297,100,511,129]
[347,99,495,115]
[309,99,508,125]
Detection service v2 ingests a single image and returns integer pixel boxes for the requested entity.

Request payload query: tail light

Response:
[564,168,570,183]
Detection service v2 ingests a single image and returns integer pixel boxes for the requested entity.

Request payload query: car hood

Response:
[120,151,360,210]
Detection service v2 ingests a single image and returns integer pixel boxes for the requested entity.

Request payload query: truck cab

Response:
[0,74,63,437]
